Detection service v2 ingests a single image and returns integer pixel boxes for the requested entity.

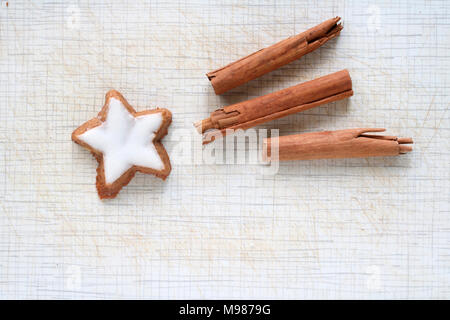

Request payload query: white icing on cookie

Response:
[78,98,164,184]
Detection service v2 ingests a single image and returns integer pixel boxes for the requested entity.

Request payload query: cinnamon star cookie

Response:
[72,90,172,199]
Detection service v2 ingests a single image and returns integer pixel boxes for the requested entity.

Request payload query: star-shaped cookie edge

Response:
[72,90,172,199]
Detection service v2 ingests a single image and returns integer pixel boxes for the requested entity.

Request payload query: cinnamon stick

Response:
[263,128,413,161]
[207,17,343,95]
[195,69,353,144]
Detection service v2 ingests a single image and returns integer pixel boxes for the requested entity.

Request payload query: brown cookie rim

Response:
[72,90,172,199]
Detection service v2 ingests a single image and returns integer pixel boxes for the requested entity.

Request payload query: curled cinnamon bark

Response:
[207,17,343,95]
[263,128,413,161]
[195,70,353,144]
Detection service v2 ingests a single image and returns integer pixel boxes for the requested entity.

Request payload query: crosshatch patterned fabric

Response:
[0,0,449,299]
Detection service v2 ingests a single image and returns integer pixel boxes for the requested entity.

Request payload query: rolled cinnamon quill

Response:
[195,69,353,144]
[207,17,343,95]
[263,128,413,161]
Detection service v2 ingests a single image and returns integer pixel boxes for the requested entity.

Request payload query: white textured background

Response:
[0,0,449,299]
